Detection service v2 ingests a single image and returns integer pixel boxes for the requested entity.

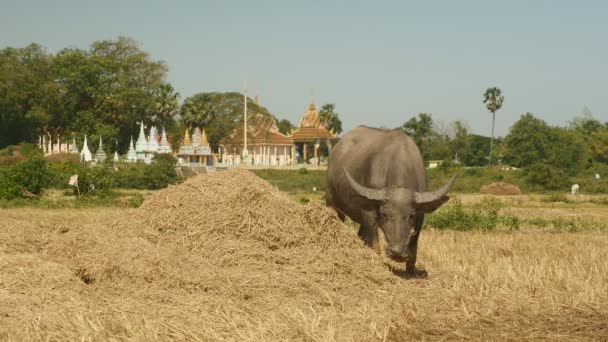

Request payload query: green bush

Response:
[144,154,178,189]
[523,163,569,191]
[426,198,519,231]
[427,167,525,193]
[113,154,179,190]
[76,166,115,196]
[47,157,85,189]
[0,172,21,200]
[0,155,51,199]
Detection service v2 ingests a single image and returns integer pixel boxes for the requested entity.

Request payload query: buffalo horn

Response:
[343,168,386,201]
[415,174,457,205]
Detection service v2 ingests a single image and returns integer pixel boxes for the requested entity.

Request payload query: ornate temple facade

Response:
[290,102,336,164]
[218,99,336,166]
[177,127,216,166]
[219,114,293,166]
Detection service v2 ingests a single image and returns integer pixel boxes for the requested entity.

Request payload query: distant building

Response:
[427,160,444,169]
[178,127,216,166]
[218,96,337,167]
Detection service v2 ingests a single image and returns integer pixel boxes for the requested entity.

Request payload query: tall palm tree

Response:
[483,87,504,166]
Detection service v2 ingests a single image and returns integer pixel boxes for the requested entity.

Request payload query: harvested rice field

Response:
[1,169,607,340]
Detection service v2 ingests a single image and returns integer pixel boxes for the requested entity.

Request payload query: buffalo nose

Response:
[386,245,407,261]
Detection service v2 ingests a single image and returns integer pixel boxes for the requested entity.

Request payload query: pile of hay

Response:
[480,181,521,195]
[2,169,408,340]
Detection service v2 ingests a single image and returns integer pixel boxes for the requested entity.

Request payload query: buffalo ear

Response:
[414,195,450,213]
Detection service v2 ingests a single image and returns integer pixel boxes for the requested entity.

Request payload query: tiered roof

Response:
[291,102,336,142]
[221,113,292,148]
[178,127,213,156]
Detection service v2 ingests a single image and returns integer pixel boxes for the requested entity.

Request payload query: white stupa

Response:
[127,136,137,162]
[80,135,92,162]
[113,151,119,162]
[144,126,159,163]
[69,138,79,154]
[135,121,147,161]
[159,127,172,154]
[147,126,160,152]
[94,136,107,163]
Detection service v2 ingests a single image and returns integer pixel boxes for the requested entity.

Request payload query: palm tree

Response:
[153,83,180,128]
[318,103,343,135]
[483,87,504,166]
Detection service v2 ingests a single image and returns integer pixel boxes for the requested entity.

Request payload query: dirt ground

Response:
[1,171,607,341]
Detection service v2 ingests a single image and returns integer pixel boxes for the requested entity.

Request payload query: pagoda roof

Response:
[291,102,336,142]
[220,113,293,146]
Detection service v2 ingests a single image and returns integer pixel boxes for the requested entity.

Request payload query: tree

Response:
[504,113,551,168]
[462,134,492,166]
[504,113,586,175]
[589,130,608,164]
[0,44,56,147]
[318,103,343,135]
[0,37,174,152]
[401,113,433,154]
[483,87,504,165]
[151,83,180,129]
[276,119,295,135]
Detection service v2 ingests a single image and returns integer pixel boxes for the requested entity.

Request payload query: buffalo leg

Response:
[358,211,380,253]
[405,215,424,272]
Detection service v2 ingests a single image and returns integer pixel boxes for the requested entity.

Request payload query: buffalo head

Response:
[344,168,455,262]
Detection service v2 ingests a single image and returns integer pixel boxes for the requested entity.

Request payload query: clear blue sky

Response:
[2,0,607,136]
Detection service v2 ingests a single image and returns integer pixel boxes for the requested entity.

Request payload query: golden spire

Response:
[183,128,191,146]
[201,129,209,145]
[309,86,315,110]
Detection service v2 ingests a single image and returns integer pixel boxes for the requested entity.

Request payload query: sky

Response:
[1,0,607,136]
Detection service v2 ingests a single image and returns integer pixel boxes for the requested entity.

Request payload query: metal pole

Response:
[243,81,248,161]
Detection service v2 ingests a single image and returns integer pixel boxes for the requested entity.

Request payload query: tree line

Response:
[401,108,608,188]
[2,37,606,179]
[0,37,343,153]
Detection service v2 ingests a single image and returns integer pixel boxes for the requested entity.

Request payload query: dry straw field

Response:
[1,169,607,340]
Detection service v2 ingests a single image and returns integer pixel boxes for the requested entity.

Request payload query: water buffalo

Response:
[326,126,455,272]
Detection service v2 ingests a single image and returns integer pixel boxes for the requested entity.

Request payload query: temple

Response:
[218,95,336,166]
[177,127,216,166]
[219,113,293,166]
[290,100,336,164]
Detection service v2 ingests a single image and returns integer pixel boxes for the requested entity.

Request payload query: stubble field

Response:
[1,169,607,340]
